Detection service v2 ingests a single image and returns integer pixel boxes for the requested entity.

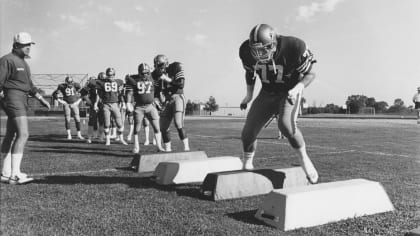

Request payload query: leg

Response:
[71,104,84,139]
[278,92,318,184]
[241,92,277,169]
[103,104,112,145]
[1,118,16,179]
[147,105,164,152]
[160,102,174,152]
[8,116,33,184]
[173,94,189,151]
[126,110,134,141]
[133,107,145,153]
[63,104,72,139]
[111,103,127,145]
[143,118,150,145]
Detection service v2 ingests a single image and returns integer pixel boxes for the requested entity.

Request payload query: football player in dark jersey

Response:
[126,63,165,152]
[80,75,101,143]
[52,76,84,140]
[152,55,190,152]
[413,87,420,124]
[122,75,135,142]
[239,24,318,184]
[94,68,127,145]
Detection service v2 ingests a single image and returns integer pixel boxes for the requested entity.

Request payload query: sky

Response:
[1,0,419,108]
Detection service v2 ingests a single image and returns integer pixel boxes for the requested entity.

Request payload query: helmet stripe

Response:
[254,24,261,42]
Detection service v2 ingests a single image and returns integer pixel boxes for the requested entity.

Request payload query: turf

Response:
[0,116,419,235]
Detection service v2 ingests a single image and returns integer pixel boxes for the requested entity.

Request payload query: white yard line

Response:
[31,168,118,177]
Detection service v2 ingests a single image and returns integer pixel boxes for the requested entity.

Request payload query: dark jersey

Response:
[239,35,316,94]
[125,74,155,105]
[80,79,98,103]
[54,82,81,103]
[96,78,124,103]
[151,62,185,99]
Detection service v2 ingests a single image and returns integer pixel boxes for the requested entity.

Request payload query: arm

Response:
[34,92,51,110]
[240,71,256,110]
[288,47,317,103]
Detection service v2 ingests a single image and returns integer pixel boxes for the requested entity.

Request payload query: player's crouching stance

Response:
[95,68,127,146]
[239,24,318,184]
[126,63,165,153]
[152,55,190,152]
[52,76,84,140]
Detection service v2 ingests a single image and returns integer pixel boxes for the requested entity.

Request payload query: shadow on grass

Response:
[225,210,267,226]
[30,149,131,158]
[33,175,206,199]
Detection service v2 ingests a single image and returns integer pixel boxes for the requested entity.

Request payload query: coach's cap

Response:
[13,32,35,45]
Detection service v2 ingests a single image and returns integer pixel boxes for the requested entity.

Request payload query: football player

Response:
[80,75,101,143]
[239,24,318,184]
[125,63,164,152]
[52,76,84,140]
[94,68,127,145]
[121,74,135,141]
[152,54,190,152]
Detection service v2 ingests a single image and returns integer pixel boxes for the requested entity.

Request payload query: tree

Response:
[186,100,194,115]
[366,97,376,107]
[324,103,340,113]
[203,96,219,115]
[346,95,368,113]
[387,98,407,113]
[374,101,388,113]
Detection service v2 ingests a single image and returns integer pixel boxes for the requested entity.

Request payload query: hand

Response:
[160,74,172,82]
[240,103,247,110]
[94,104,99,112]
[57,99,68,105]
[287,83,304,105]
[126,103,133,112]
[41,98,51,110]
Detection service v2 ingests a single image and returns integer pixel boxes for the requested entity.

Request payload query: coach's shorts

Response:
[1,89,28,118]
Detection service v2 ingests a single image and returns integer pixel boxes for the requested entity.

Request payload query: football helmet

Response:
[249,24,277,63]
[97,72,106,80]
[65,76,74,84]
[138,63,151,76]
[106,67,115,77]
[153,54,168,74]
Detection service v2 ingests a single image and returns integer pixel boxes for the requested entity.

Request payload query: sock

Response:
[11,153,23,177]
[1,152,12,176]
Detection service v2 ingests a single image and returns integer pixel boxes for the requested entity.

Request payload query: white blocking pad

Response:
[201,167,309,201]
[154,156,243,185]
[131,151,208,175]
[255,178,394,231]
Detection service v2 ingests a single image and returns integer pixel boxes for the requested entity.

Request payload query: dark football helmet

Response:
[138,63,151,76]
[153,54,168,74]
[106,67,115,77]
[65,76,74,84]
[97,72,106,80]
[249,24,277,63]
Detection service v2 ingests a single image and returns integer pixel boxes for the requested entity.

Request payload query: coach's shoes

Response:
[1,174,10,183]
[8,174,34,185]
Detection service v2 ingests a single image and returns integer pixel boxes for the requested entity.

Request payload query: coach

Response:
[0,32,50,184]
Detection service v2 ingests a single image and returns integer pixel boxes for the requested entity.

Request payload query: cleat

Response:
[144,141,150,146]
[78,135,85,140]
[120,139,128,145]
[105,138,111,146]
[8,174,34,185]
[86,139,92,144]
[67,134,72,140]
[152,140,156,145]
[306,173,319,184]
[127,136,132,142]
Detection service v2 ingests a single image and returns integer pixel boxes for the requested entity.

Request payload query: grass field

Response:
[1,116,419,236]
